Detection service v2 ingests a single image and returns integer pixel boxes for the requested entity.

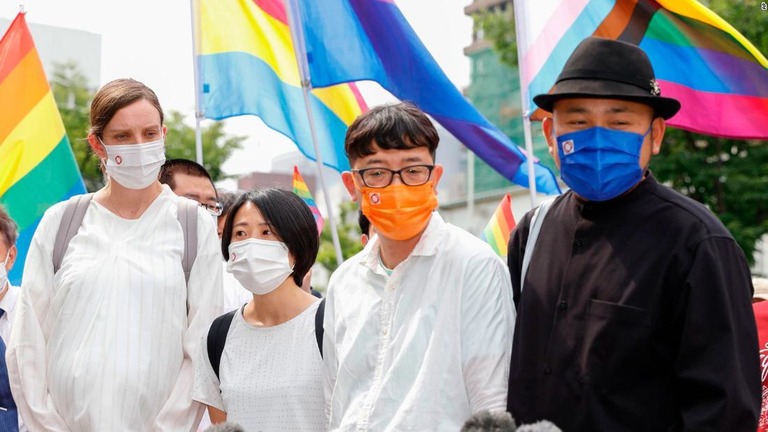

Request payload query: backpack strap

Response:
[315,298,326,358]
[520,198,554,294]
[177,199,198,284]
[53,193,94,274]
[207,309,237,382]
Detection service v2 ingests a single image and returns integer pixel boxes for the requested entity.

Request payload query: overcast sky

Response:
[2,0,474,177]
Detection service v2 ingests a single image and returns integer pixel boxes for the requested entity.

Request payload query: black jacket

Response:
[507,174,760,431]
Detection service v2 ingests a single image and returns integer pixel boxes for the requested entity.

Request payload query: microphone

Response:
[460,410,517,431]
[203,422,246,432]
[460,410,562,432]
[517,420,562,432]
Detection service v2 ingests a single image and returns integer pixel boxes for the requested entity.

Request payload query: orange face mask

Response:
[358,181,438,241]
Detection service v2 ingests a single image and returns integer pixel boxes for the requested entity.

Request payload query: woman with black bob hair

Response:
[193,188,325,431]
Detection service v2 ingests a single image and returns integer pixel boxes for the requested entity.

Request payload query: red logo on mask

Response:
[370,193,380,205]
[115,155,123,165]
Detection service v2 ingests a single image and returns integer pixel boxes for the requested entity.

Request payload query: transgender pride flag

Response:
[515,0,768,140]
[0,13,86,285]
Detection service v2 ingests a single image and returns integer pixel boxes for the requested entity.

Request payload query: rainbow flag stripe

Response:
[195,0,368,172]
[292,166,324,236]
[0,13,86,285]
[480,194,516,258]
[516,0,768,139]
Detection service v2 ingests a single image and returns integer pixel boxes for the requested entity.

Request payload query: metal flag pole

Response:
[284,0,345,266]
[189,0,205,165]
[513,0,538,209]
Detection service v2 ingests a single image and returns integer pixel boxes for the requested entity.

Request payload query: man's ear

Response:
[341,171,358,202]
[650,117,666,156]
[430,164,443,194]
[542,117,560,167]
[87,133,106,160]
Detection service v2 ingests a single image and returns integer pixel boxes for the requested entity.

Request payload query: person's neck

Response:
[377,230,426,270]
[244,280,316,327]
[96,181,163,219]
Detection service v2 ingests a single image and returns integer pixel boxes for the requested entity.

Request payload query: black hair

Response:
[217,189,243,218]
[159,158,215,193]
[358,210,371,237]
[221,189,319,286]
[344,101,439,164]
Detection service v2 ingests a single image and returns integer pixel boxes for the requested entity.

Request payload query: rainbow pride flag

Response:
[194,0,368,172]
[291,0,561,195]
[480,194,516,258]
[292,166,324,236]
[515,0,768,139]
[0,13,86,285]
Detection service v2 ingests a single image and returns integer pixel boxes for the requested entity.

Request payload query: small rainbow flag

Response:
[0,13,86,285]
[194,0,368,172]
[481,194,516,258]
[516,0,768,139]
[292,166,324,236]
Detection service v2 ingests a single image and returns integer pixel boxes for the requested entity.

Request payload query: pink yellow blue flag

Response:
[292,166,324,236]
[480,194,516,258]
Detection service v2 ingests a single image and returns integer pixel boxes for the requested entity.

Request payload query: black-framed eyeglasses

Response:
[352,164,435,188]
[200,202,224,217]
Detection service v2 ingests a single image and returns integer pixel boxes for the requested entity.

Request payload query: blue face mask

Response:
[556,126,651,201]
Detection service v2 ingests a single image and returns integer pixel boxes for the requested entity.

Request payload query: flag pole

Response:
[513,0,538,209]
[189,0,204,165]
[284,0,345,266]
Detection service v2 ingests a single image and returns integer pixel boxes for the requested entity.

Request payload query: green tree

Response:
[49,63,246,189]
[316,201,365,272]
[50,61,101,191]
[163,112,245,182]
[477,0,768,262]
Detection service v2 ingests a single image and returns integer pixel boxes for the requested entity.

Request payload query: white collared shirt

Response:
[324,213,515,431]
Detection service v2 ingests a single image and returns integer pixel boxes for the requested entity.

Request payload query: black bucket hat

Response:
[533,37,681,119]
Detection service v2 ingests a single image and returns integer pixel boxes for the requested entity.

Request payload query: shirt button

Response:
[558,301,568,311]
[544,366,552,375]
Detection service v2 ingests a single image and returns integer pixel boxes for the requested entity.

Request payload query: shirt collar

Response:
[360,212,446,273]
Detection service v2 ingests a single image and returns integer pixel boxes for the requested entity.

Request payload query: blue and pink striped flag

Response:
[515,0,768,139]
[291,0,561,195]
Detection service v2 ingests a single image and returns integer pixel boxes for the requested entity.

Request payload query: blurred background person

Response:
[7,79,222,431]
[193,188,324,431]
[159,158,222,220]
[0,206,24,431]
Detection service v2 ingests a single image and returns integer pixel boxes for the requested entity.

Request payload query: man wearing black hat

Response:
[506,37,759,430]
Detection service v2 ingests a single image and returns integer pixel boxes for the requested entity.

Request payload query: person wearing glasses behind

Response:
[193,188,325,431]
[6,79,222,431]
[160,158,225,220]
[323,102,515,430]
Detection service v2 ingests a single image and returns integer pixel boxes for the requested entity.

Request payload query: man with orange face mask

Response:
[322,102,515,431]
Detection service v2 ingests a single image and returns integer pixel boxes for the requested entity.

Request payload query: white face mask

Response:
[101,138,166,190]
[0,250,10,290]
[227,238,294,296]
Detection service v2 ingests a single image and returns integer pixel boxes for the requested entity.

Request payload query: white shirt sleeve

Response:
[323,284,339,427]
[6,204,71,431]
[460,253,516,412]
[192,325,226,411]
[153,207,223,431]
